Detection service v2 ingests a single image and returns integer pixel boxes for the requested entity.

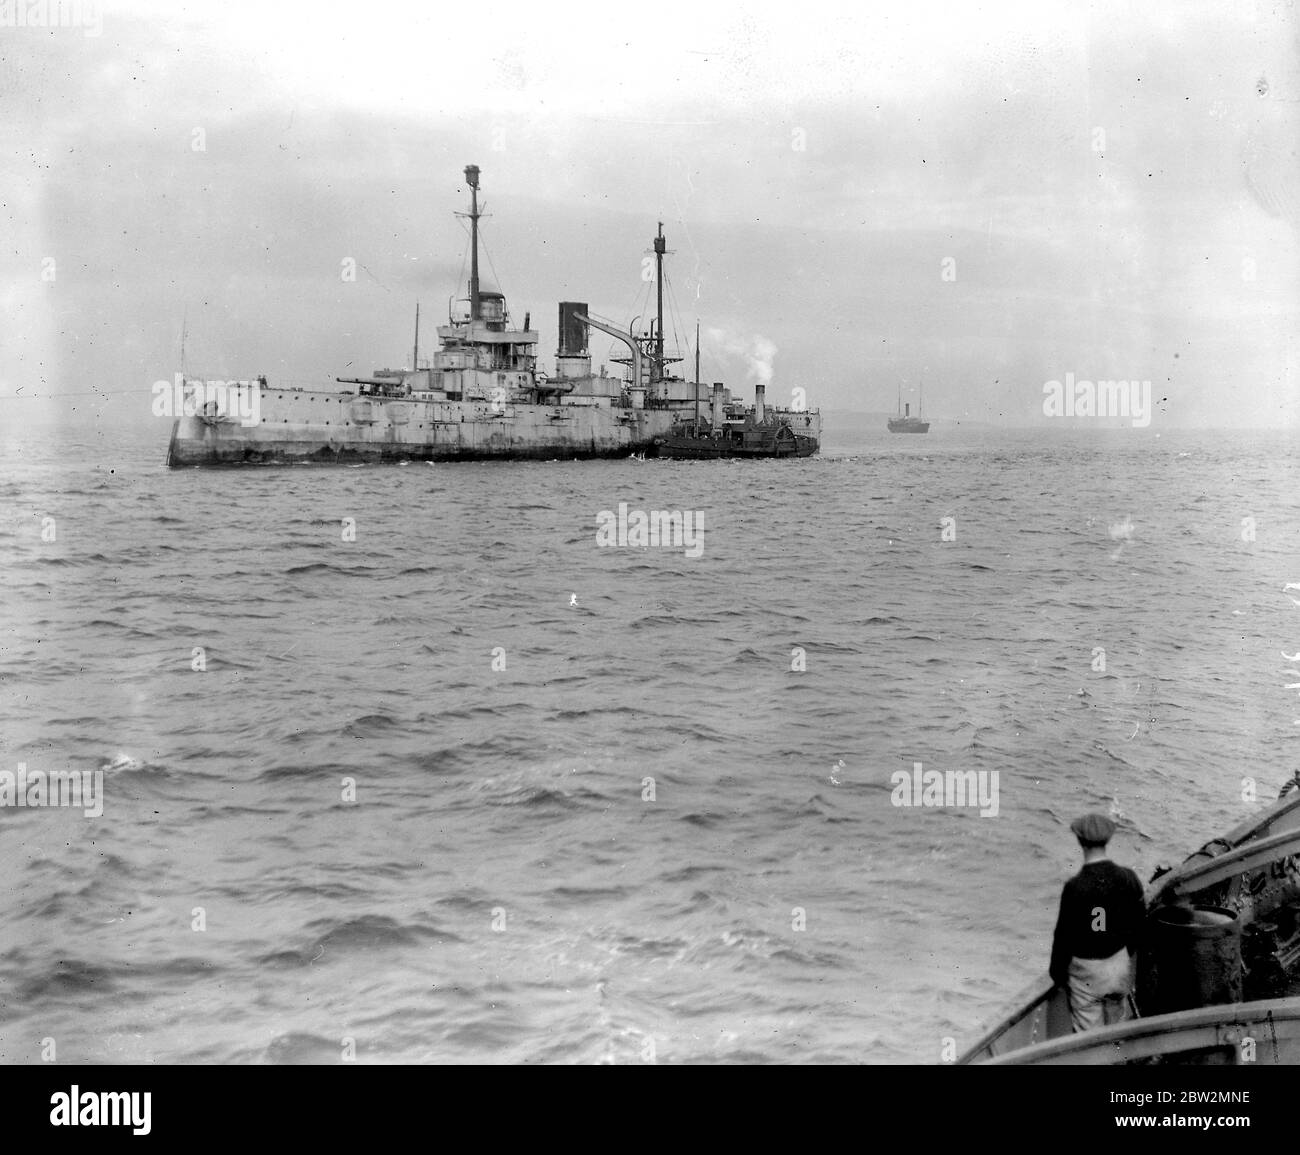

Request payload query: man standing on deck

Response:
[1049,812,1146,1032]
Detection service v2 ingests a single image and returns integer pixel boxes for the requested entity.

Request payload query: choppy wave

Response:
[2,424,1299,1063]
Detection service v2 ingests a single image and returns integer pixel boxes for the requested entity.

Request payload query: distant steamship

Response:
[887,384,929,434]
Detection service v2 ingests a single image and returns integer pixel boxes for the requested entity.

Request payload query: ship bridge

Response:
[429,167,542,402]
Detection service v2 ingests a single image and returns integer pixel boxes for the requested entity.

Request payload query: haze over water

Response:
[2,419,1296,1063]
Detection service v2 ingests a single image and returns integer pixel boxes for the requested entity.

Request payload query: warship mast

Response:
[465,164,482,322]
[653,222,666,384]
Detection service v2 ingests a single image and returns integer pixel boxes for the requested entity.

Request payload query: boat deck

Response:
[957,790,1300,1064]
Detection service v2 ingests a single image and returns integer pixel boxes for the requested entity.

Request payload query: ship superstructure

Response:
[165,166,819,465]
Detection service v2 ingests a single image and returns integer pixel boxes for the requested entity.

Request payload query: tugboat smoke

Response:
[705,328,778,385]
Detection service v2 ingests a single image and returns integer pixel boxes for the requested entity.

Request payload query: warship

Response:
[957,777,1300,1065]
[165,166,820,466]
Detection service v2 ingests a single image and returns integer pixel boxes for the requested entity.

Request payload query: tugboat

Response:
[887,384,930,433]
[653,327,820,459]
[956,776,1300,1064]
[654,381,820,459]
[164,167,817,465]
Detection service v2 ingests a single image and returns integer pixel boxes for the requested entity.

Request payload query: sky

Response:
[2,0,1297,429]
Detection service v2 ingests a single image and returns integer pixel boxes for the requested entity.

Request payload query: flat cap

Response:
[1070,812,1116,845]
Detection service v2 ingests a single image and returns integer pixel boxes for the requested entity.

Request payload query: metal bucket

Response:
[1148,905,1243,1015]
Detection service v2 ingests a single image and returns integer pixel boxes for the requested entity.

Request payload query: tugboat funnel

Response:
[755,382,766,423]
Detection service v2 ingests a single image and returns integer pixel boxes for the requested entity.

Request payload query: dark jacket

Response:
[1049,860,1145,987]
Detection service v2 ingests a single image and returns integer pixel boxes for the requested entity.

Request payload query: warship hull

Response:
[166,388,680,466]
